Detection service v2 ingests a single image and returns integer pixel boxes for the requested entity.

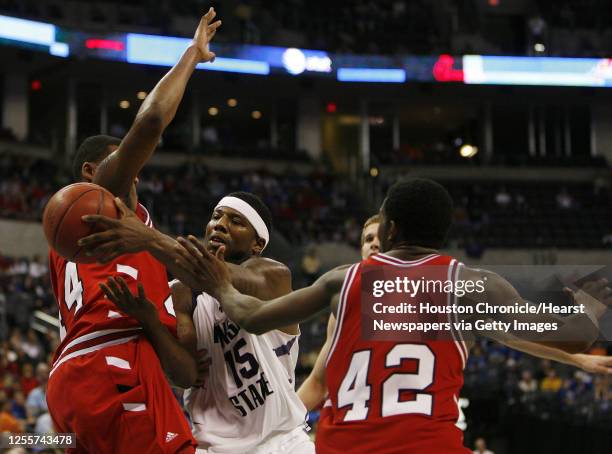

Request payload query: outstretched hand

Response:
[100,276,159,327]
[175,235,232,300]
[192,7,222,63]
[78,197,154,263]
[573,353,612,375]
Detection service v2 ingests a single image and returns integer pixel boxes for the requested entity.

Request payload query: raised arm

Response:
[92,9,221,199]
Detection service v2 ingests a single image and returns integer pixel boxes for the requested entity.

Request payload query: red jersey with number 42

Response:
[48,204,177,364]
[317,253,470,454]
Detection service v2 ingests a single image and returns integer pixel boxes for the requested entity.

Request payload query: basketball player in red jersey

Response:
[180,178,611,453]
[299,213,612,430]
[45,9,221,454]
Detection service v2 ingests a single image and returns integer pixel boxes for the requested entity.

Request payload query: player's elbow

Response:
[559,329,598,354]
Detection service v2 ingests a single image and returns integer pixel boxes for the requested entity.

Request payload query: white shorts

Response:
[196,425,315,454]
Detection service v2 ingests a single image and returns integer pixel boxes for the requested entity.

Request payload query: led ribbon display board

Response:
[1,14,611,87]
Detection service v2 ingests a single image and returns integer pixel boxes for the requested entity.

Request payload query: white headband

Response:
[215,196,270,251]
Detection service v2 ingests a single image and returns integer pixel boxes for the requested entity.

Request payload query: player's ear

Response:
[252,237,265,256]
[81,162,96,182]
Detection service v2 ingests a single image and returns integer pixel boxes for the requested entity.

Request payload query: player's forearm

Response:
[217,284,330,334]
[141,317,197,388]
[225,263,266,297]
[503,339,578,366]
[138,45,201,129]
[93,46,202,198]
[297,375,327,411]
[148,232,205,289]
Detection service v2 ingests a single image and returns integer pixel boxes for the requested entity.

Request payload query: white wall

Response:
[0,219,47,258]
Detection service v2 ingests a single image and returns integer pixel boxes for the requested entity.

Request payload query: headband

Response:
[215,196,270,251]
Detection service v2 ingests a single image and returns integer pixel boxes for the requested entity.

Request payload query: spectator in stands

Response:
[10,390,27,423]
[26,363,49,428]
[34,410,53,434]
[0,393,23,433]
[473,437,494,454]
[518,370,538,394]
[591,348,610,403]
[28,255,47,279]
[19,363,38,397]
[556,187,574,209]
[21,329,42,361]
[540,368,563,393]
[494,186,511,207]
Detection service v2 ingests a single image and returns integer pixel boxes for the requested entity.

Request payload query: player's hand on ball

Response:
[79,197,154,263]
[192,7,222,63]
[176,235,232,300]
[100,277,159,327]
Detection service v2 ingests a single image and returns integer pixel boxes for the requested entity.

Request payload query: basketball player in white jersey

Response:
[82,191,314,453]
[177,192,313,453]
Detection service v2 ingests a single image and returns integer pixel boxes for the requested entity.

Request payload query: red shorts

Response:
[47,337,196,454]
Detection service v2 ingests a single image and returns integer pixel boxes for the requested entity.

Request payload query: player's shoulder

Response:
[242,256,291,279]
[242,256,289,270]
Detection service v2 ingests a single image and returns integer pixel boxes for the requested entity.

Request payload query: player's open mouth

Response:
[209,236,227,245]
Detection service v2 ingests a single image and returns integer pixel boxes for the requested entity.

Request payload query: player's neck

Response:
[384,243,438,260]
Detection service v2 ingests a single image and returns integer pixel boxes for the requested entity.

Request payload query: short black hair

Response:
[383,178,453,249]
[227,191,273,239]
[72,135,121,180]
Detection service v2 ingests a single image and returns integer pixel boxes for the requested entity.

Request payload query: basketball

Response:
[42,182,119,263]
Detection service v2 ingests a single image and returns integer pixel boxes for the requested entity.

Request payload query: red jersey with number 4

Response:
[317,253,470,454]
[48,203,177,364]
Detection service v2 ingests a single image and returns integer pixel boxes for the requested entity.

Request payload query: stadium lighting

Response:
[208,107,219,116]
[459,144,478,158]
[136,91,147,100]
[227,98,238,107]
[251,110,262,120]
[119,100,130,109]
